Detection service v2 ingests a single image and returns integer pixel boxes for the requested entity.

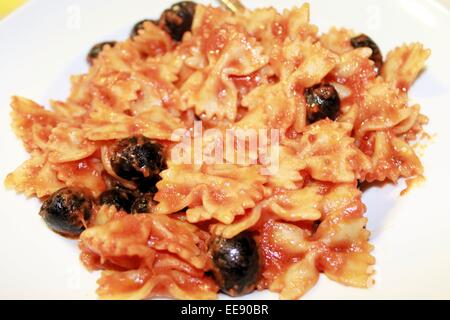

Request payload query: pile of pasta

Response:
[5,3,430,299]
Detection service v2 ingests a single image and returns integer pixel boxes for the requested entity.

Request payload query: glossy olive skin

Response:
[110,136,166,189]
[130,19,158,38]
[97,187,136,213]
[131,193,157,214]
[350,34,383,74]
[159,1,197,41]
[136,175,162,194]
[209,233,260,297]
[39,188,93,238]
[304,83,341,124]
[87,41,117,65]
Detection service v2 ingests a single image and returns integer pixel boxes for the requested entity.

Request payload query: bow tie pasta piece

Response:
[382,43,431,92]
[5,152,65,198]
[9,97,59,152]
[265,145,305,190]
[355,79,416,139]
[265,186,323,222]
[186,34,268,121]
[80,214,216,300]
[46,124,100,164]
[96,261,218,300]
[83,104,185,142]
[210,204,263,239]
[362,131,423,183]
[260,183,373,299]
[53,157,107,197]
[240,82,299,130]
[320,28,356,55]
[130,20,174,58]
[154,162,267,224]
[286,40,339,87]
[289,120,372,183]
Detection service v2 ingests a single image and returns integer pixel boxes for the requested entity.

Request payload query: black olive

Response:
[136,175,161,194]
[350,34,383,74]
[131,193,157,214]
[87,41,117,65]
[304,83,340,124]
[39,187,93,238]
[209,233,260,297]
[159,1,197,41]
[130,19,158,38]
[110,136,166,190]
[97,187,135,213]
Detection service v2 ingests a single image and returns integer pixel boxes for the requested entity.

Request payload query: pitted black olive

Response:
[110,136,166,189]
[130,19,158,38]
[136,175,161,194]
[350,34,383,74]
[159,1,197,41]
[87,41,117,65]
[97,187,136,213]
[131,193,157,214]
[305,83,340,124]
[209,233,260,297]
[39,187,93,238]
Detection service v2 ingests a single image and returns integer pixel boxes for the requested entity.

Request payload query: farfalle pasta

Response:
[80,213,217,299]
[4,1,430,300]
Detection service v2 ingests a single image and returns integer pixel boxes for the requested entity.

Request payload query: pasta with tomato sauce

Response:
[4,1,430,299]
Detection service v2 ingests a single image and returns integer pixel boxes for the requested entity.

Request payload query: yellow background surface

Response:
[0,0,27,19]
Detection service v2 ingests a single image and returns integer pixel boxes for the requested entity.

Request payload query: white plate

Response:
[1,0,450,300]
